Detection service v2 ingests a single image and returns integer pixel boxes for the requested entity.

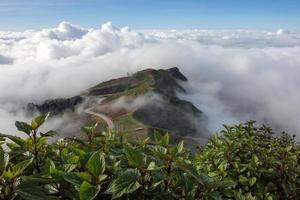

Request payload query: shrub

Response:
[0,114,299,199]
[196,121,300,200]
[0,113,222,200]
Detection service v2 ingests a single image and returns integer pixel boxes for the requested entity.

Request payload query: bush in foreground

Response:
[0,114,299,199]
[196,121,300,199]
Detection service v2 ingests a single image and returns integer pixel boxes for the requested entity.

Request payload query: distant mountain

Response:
[28,67,208,145]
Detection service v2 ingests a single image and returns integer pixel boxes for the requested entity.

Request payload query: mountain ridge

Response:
[28,67,207,142]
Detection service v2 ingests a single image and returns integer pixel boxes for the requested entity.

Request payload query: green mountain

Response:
[28,67,208,145]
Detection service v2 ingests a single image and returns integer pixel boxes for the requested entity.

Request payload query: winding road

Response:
[84,106,115,129]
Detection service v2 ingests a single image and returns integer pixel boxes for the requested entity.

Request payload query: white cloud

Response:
[0,54,13,64]
[0,22,300,139]
[276,29,290,35]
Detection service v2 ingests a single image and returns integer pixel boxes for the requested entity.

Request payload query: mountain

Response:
[28,67,208,146]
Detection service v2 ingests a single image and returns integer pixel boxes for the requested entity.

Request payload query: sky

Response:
[0,0,300,31]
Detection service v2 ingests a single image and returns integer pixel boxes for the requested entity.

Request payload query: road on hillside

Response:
[84,107,115,129]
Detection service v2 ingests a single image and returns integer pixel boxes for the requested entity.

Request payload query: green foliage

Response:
[0,114,299,200]
[87,151,105,178]
[79,181,100,200]
[107,169,141,199]
[196,121,300,199]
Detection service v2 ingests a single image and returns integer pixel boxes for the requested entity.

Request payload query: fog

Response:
[0,21,300,138]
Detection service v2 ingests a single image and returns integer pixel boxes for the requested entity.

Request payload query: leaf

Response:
[151,145,168,156]
[238,175,248,185]
[124,145,145,168]
[44,158,55,174]
[2,169,14,181]
[0,132,26,146]
[251,155,259,164]
[154,131,162,142]
[170,141,184,155]
[40,130,58,137]
[16,184,57,200]
[79,181,100,200]
[176,140,184,153]
[31,112,50,130]
[22,175,54,184]
[0,150,9,175]
[63,164,77,173]
[64,173,84,187]
[160,133,169,147]
[107,169,141,199]
[49,167,65,181]
[147,161,164,171]
[208,191,223,200]
[87,151,106,178]
[175,160,210,185]
[249,177,257,186]
[15,121,33,135]
[75,172,93,183]
[65,172,101,188]
[286,145,292,152]
[12,158,33,177]
[82,123,98,136]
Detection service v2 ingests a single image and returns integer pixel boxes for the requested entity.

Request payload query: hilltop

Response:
[28,67,207,145]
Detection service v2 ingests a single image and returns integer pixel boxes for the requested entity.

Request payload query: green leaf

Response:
[286,145,292,152]
[73,172,93,183]
[15,121,33,135]
[147,161,164,171]
[208,191,223,200]
[64,173,84,187]
[124,145,145,168]
[43,158,55,174]
[249,177,257,186]
[170,141,184,155]
[12,158,33,177]
[176,140,184,153]
[22,175,54,184]
[251,155,259,164]
[160,133,169,147]
[63,164,77,173]
[238,175,248,185]
[0,151,9,175]
[40,130,58,137]
[16,184,57,200]
[65,172,100,188]
[2,169,14,180]
[79,181,100,200]
[175,160,209,185]
[107,169,141,199]
[31,112,50,130]
[49,166,65,181]
[154,131,162,142]
[0,132,26,146]
[87,151,106,178]
[151,145,168,156]
[82,123,98,136]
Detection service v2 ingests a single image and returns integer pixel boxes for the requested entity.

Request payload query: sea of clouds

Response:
[1,21,300,138]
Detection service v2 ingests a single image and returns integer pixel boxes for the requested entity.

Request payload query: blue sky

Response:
[0,0,300,31]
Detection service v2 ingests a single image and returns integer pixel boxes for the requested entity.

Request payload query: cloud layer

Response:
[1,22,300,138]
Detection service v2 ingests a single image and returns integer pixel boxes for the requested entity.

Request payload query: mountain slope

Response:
[28,67,207,143]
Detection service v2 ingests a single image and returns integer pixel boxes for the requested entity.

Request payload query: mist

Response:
[0,21,300,139]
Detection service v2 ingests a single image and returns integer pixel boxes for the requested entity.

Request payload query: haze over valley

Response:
[0,22,300,140]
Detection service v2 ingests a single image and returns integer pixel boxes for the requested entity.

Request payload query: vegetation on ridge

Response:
[0,113,299,200]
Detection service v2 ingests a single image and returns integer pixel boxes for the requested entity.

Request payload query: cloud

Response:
[0,22,300,139]
[0,54,13,64]
[111,94,163,111]
[37,21,89,40]
[276,29,290,35]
